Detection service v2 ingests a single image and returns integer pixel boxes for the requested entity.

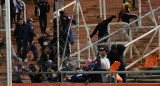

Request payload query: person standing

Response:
[35,0,50,34]
[107,44,127,83]
[94,47,111,83]
[90,15,116,52]
[21,18,38,61]
[14,18,26,58]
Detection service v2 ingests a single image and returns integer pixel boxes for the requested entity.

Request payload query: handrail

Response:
[125,25,160,47]
[53,0,76,18]
[1,70,160,83]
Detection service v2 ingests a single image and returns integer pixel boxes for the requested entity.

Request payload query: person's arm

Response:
[94,58,107,71]
[104,15,116,24]
[13,24,18,38]
[38,36,45,47]
[90,25,99,38]
[29,25,37,37]
[35,4,38,16]
[71,19,77,25]
[118,10,122,22]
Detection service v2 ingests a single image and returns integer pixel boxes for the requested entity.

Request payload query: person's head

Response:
[27,18,34,24]
[111,44,119,54]
[36,60,45,68]
[43,45,50,54]
[99,47,106,56]
[59,11,65,15]
[18,18,24,25]
[29,64,36,71]
[16,57,22,65]
[97,15,103,23]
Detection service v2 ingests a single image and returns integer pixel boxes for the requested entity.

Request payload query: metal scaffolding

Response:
[1,0,160,84]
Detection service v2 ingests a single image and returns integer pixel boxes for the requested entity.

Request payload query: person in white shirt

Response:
[94,47,111,83]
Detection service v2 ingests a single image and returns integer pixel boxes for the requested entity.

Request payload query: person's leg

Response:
[127,13,138,26]
[43,14,47,33]
[39,16,44,33]
[21,42,31,61]
[16,41,22,57]
[30,43,38,60]
[34,0,37,5]
[123,0,126,3]
[118,67,127,83]
[132,0,136,10]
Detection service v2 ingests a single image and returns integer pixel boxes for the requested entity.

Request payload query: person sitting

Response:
[28,64,45,83]
[12,57,26,83]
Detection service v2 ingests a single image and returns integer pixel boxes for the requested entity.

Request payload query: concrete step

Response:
[127,79,160,83]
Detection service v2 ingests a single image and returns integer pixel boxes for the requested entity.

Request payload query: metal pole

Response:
[76,0,80,68]
[103,0,106,20]
[79,3,97,59]
[0,5,2,29]
[126,47,159,69]
[125,26,160,47]
[138,0,142,26]
[99,0,102,17]
[147,0,158,26]
[5,0,12,86]
[57,11,60,71]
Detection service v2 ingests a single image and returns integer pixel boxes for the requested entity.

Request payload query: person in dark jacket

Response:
[53,11,76,59]
[107,44,127,83]
[90,15,116,52]
[35,0,50,34]
[21,18,38,61]
[28,64,45,83]
[14,18,26,57]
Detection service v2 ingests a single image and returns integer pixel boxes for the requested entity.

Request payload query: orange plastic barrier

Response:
[108,61,123,82]
[138,56,157,70]
[1,83,160,86]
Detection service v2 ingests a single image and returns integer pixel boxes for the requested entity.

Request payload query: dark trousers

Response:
[16,40,23,57]
[121,13,138,25]
[11,13,16,29]
[22,42,38,61]
[34,0,38,5]
[132,0,135,9]
[39,15,47,34]
[123,0,126,3]
[118,67,127,83]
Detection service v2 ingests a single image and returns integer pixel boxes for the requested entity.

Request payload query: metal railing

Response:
[1,70,160,83]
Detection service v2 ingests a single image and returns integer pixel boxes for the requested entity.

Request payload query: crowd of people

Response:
[0,0,139,83]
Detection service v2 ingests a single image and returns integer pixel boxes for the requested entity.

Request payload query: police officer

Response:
[14,18,26,57]
[53,11,76,59]
[21,18,38,61]
[35,0,50,34]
